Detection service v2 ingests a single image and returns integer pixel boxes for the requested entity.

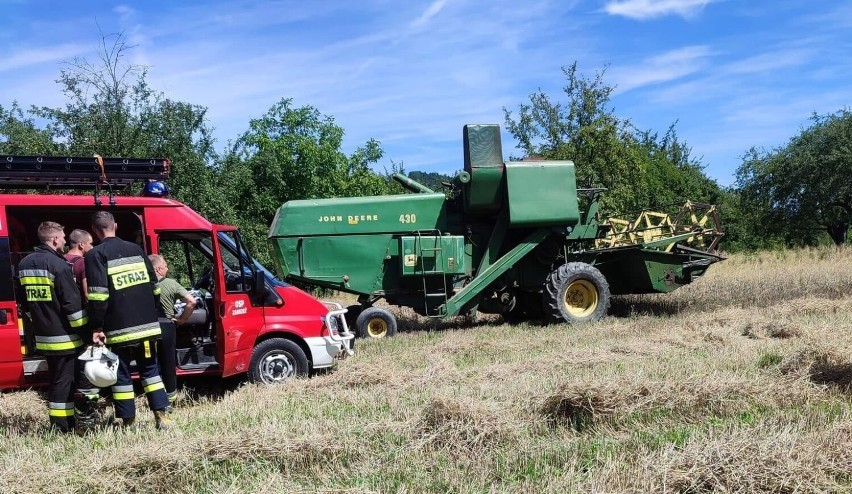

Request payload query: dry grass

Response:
[2,245,852,493]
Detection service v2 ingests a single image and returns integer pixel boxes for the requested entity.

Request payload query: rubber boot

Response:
[122,416,136,428]
[74,411,99,436]
[154,410,173,430]
[49,418,73,434]
[74,404,100,436]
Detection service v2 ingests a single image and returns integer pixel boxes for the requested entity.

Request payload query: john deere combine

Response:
[269,124,723,338]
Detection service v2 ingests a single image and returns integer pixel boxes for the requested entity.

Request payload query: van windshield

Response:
[211,232,289,288]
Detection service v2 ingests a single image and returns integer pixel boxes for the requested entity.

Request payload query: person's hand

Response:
[171,317,179,326]
[92,331,106,346]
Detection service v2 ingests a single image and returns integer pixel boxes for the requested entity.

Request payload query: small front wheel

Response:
[249,338,309,383]
[355,307,398,339]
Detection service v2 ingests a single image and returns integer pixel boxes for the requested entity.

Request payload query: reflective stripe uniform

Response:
[84,237,168,418]
[18,245,88,354]
[17,244,89,432]
[85,238,162,347]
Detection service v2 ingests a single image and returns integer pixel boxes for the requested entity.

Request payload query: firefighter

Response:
[85,211,173,430]
[17,221,91,433]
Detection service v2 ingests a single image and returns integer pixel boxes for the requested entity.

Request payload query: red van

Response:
[0,156,353,389]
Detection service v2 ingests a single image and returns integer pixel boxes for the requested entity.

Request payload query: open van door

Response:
[210,226,264,376]
[0,234,25,388]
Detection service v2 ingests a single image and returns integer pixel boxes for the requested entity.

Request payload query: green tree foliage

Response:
[735,109,852,246]
[221,98,398,263]
[0,33,397,267]
[26,34,233,224]
[503,63,721,219]
[0,103,60,155]
[407,171,453,192]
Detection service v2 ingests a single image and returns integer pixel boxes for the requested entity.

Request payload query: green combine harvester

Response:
[269,124,724,338]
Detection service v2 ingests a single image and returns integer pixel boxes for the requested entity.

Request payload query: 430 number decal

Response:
[399,214,417,224]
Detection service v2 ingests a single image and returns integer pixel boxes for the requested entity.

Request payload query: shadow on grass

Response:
[0,389,49,435]
[388,298,694,333]
[608,295,688,318]
[178,375,244,404]
[394,312,509,333]
[780,347,852,390]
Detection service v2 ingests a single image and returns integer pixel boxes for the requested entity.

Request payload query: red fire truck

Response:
[0,155,353,390]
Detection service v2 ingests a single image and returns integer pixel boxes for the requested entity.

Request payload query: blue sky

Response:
[1,0,850,186]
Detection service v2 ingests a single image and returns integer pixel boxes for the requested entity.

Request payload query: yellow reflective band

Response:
[106,327,162,345]
[113,391,135,400]
[107,261,147,275]
[68,316,89,328]
[49,408,75,417]
[88,293,109,301]
[153,287,161,295]
[36,340,83,351]
[19,276,54,286]
[144,341,151,358]
[144,382,165,394]
[111,269,150,290]
[24,286,52,302]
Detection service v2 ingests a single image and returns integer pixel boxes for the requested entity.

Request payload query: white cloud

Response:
[113,5,134,19]
[723,49,812,75]
[0,43,89,72]
[609,45,712,93]
[604,0,716,20]
[410,0,448,29]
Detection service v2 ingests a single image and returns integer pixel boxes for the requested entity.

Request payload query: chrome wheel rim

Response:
[259,351,295,383]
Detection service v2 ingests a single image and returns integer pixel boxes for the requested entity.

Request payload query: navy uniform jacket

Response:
[85,237,161,347]
[18,245,87,355]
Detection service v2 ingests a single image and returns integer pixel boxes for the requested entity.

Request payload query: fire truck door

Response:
[0,236,25,386]
[211,227,260,376]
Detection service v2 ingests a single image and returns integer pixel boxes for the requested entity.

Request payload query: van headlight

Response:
[326,315,340,335]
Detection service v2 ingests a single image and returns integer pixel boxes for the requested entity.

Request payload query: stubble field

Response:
[2,247,852,493]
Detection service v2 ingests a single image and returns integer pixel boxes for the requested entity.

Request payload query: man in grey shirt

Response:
[148,254,196,407]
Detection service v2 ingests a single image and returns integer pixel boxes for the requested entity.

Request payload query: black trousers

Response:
[157,318,177,404]
[111,342,170,419]
[46,351,94,433]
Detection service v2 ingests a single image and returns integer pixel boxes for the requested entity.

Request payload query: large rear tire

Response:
[542,262,610,324]
[355,307,398,339]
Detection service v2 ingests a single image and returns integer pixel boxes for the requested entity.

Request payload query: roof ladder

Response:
[0,155,171,206]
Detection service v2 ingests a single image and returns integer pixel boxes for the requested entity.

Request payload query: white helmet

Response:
[78,346,119,388]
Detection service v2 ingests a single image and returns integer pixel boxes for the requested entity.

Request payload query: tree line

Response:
[0,36,848,261]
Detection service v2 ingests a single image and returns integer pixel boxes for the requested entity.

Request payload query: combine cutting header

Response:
[268,124,725,338]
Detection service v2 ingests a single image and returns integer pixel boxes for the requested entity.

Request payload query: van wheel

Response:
[355,307,398,339]
[249,338,309,383]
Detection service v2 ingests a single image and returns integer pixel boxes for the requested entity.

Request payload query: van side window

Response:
[218,233,249,293]
[0,238,15,302]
